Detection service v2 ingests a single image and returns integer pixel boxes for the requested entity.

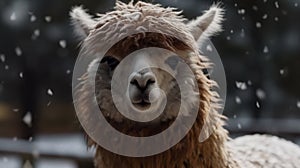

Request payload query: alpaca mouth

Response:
[132,100,151,110]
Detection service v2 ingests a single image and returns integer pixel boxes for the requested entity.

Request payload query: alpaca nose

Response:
[130,71,156,91]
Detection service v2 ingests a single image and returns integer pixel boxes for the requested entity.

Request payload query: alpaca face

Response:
[92,48,194,124]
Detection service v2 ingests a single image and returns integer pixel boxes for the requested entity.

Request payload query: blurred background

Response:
[0,0,299,167]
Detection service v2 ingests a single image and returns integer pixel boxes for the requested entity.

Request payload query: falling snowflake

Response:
[274,17,279,21]
[47,89,54,96]
[235,96,242,104]
[256,22,262,28]
[238,9,246,15]
[13,137,18,141]
[15,47,22,56]
[226,36,231,41]
[23,112,32,127]
[4,65,9,70]
[297,101,300,108]
[230,29,234,34]
[274,1,279,8]
[237,123,242,129]
[247,80,252,86]
[12,108,19,112]
[28,137,33,142]
[19,72,23,78]
[252,5,258,11]
[235,81,247,90]
[30,15,36,22]
[279,69,285,75]
[47,101,52,107]
[295,3,298,7]
[206,44,213,52]
[10,12,16,21]
[45,16,52,22]
[31,29,40,40]
[66,69,71,74]
[256,89,266,99]
[59,40,67,48]
[0,54,5,62]
[262,14,268,20]
[263,46,269,53]
[233,114,237,119]
[240,29,245,38]
[256,101,260,109]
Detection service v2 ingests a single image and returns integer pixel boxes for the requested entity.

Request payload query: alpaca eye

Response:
[101,56,120,70]
[165,55,180,70]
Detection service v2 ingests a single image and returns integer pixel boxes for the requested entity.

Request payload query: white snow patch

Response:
[47,89,54,96]
[256,89,266,99]
[59,40,67,48]
[45,16,52,22]
[15,47,22,56]
[235,81,247,90]
[235,96,242,104]
[23,112,32,127]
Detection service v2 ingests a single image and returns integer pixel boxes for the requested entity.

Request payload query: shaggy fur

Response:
[71,1,300,168]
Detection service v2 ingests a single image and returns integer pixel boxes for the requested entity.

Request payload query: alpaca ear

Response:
[187,5,224,42]
[70,6,97,40]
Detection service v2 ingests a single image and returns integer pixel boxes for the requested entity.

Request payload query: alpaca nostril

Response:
[130,79,139,86]
[130,72,156,90]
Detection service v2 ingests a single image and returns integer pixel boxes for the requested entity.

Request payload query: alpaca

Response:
[70,1,300,168]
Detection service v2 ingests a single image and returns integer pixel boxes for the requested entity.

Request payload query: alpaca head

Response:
[71,1,224,157]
